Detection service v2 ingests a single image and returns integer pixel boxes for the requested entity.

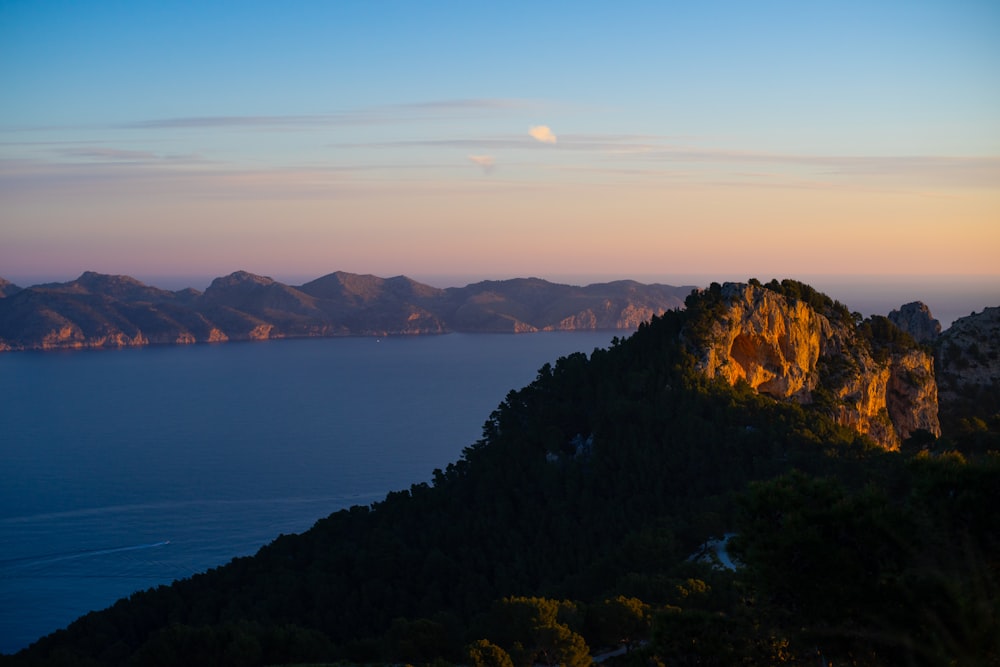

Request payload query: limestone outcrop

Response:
[888,301,941,344]
[694,284,826,402]
[888,349,941,439]
[688,281,939,449]
[935,307,1000,408]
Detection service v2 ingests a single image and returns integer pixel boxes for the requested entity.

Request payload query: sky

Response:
[1,1,998,292]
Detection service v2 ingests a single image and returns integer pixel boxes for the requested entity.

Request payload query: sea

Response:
[0,331,618,654]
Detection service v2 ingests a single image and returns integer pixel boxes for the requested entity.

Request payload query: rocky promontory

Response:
[685,280,940,449]
[888,301,941,344]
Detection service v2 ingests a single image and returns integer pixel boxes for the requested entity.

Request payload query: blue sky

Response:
[2,1,998,287]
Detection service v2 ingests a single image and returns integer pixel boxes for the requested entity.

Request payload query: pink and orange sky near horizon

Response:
[2,2,998,290]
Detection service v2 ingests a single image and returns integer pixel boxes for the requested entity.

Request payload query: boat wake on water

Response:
[0,541,172,574]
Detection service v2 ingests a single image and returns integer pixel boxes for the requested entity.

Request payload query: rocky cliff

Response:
[935,307,1000,429]
[888,301,941,344]
[0,271,693,351]
[686,281,939,449]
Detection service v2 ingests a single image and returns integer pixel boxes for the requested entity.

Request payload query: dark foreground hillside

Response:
[5,281,999,667]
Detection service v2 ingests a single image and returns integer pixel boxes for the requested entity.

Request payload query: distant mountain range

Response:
[0,271,696,351]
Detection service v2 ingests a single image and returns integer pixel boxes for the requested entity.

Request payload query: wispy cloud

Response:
[329,129,999,189]
[51,147,210,165]
[0,157,358,201]
[621,146,1000,188]
[389,99,539,113]
[529,125,557,144]
[6,128,994,204]
[117,99,545,131]
[122,115,308,130]
[333,137,533,150]
[57,147,160,161]
[467,155,496,173]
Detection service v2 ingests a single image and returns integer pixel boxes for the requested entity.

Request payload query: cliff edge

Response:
[685,280,939,449]
[935,307,1000,432]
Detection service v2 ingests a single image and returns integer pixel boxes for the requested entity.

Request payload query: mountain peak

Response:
[0,277,22,298]
[888,301,941,344]
[71,271,174,302]
[207,271,276,290]
[75,271,146,289]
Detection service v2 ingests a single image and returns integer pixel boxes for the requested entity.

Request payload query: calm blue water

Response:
[0,332,617,654]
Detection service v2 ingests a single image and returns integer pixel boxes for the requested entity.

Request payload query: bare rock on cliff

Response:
[694,283,826,401]
[935,307,1000,426]
[888,349,941,439]
[888,301,941,344]
[688,281,939,449]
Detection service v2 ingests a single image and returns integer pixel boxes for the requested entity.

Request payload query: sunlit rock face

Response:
[696,284,824,401]
[888,349,941,439]
[690,282,940,449]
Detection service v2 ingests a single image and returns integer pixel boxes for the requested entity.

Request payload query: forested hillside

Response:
[6,281,999,667]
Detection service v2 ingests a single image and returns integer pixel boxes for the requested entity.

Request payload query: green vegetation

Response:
[762,278,854,325]
[6,284,998,667]
[858,314,928,362]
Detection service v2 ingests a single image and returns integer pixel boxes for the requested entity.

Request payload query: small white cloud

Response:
[529,125,557,144]
[468,154,496,173]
